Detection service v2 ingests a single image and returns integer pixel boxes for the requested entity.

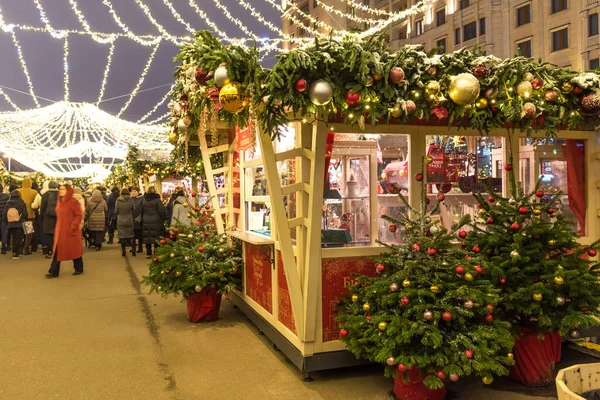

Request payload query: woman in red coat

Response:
[46,184,84,278]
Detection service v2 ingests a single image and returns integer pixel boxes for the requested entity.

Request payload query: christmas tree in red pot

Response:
[336,160,514,399]
[141,200,242,322]
[463,158,600,385]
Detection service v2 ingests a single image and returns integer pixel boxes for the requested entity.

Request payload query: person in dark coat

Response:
[85,190,107,251]
[114,188,135,257]
[40,181,59,259]
[0,184,10,254]
[140,186,166,258]
[106,186,120,244]
[131,186,144,254]
[2,190,27,259]
[166,187,184,226]
[46,184,84,278]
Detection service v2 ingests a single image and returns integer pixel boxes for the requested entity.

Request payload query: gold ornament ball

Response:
[405,223,413,231]
[365,76,374,87]
[309,79,334,106]
[168,132,178,145]
[219,82,248,114]
[402,279,411,288]
[363,303,370,311]
[449,73,481,106]
[562,82,574,93]
[219,247,225,253]
[391,104,402,118]
[554,276,564,285]
[170,253,175,258]
[482,377,494,385]
[157,286,162,291]
[188,233,193,239]
[378,321,388,331]
[430,285,440,293]
[475,98,488,109]
[176,271,182,277]
[516,81,533,98]
[544,89,559,102]
[478,209,487,217]
[464,272,474,282]
[510,250,520,258]
[424,156,434,164]
[351,294,359,303]
[424,80,441,96]
[523,72,534,82]
[548,239,557,246]
[533,208,542,216]
[195,285,202,292]
[183,202,189,208]
[533,293,543,302]
[508,353,514,360]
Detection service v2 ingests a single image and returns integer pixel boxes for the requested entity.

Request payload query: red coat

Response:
[53,186,83,261]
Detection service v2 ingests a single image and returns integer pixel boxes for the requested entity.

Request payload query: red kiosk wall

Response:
[276,251,297,334]
[244,243,273,314]
[322,257,377,342]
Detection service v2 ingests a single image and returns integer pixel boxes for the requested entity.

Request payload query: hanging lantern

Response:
[219,82,248,114]
[309,80,333,106]
[448,73,480,106]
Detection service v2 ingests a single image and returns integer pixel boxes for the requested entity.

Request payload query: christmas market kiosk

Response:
[169,32,600,376]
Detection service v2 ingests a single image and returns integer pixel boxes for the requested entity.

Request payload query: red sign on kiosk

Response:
[236,123,253,151]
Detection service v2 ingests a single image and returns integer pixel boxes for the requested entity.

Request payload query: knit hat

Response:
[49,181,58,189]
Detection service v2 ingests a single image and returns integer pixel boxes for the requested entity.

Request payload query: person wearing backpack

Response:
[85,190,107,250]
[131,186,144,254]
[40,181,59,259]
[2,190,27,260]
[46,184,84,278]
[17,177,41,255]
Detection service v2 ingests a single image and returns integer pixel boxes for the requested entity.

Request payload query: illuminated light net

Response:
[0,102,170,178]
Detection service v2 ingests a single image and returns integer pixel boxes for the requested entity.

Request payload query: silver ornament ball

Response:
[424,311,433,320]
[389,283,399,292]
[449,373,460,382]
[464,300,474,309]
[194,285,202,292]
[430,225,439,234]
[556,296,565,306]
[214,65,230,87]
[309,80,334,106]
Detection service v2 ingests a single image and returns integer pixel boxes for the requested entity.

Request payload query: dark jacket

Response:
[141,192,166,244]
[132,195,143,230]
[3,192,27,229]
[0,192,9,221]
[86,191,107,232]
[40,189,59,234]
[107,191,119,220]
[114,195,134,239]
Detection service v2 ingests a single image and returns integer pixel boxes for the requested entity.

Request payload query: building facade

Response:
[282,0,600,70]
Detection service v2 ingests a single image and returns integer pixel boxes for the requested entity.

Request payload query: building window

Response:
[459,0,470,10]
[551,27,568,51]
[436,38,446,54]
[517,4,531,26]
[455,28,461,44]
[590,58,600,70]
[479,18,486,35]
[436,8,446,26]
[590,13,599,37]
[415,19,424,36]
[551,0,567,14]
[463,21,477,41]
[517,39,532,57]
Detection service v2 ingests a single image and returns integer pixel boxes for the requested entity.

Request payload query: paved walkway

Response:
[0,245,595,399]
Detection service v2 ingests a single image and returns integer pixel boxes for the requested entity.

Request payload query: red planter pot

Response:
[509,328,562,386]
[186,287,222,323]
[394,368,446,400]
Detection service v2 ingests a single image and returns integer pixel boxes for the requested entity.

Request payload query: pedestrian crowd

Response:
[0,177,195,279]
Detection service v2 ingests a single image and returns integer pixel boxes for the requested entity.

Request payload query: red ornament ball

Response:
[194,206,200,211]
[428,248,437,256]
[400,297,410,306]
[573,86,584,95]
[455,266,465,275]
[153,257,158,263]
[366,315,372,321]
[295,79,308,93]
[389,224,397,233]
[173,228,180,233]
[499,277,507,285]
[504,164,513,171]
[195,221,201,226]
[535,190,544,198]
[486,304,494,312]
[473,246,481,253]
[205,204,211,210]
[511,223,520,230]
[486,217,494,224]
[464,350,474,359]
[437,371,446,380]
[426,197,431,205]
[376,264,385,273]
[436,193,446,201]
[465,255,472,260]
[547,208,556,215]
[191,192,197,197]
[398,364,407,373]
[160,239,166,245]
[442,312,452,321]
[204,231,210,237]
[488,196,495,203]
[589,249,598,257]
[165,269,170,274]
[412,244,421,252]
[519,207,528,214]
[474,265,483,275]
[415,173,424,182]
[339,329,348,337]
[531,78,543,89]
[458,230,468,239]
[485,314,494,322]
[345,92,361,106]
[198,246,205,252]
[532,234,541,239]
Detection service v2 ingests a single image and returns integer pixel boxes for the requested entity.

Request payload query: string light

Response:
[137,86,173,123]
[68,0,115,43]
[0,88,20,111]
[358,1,433,38]
[314,0,382,24]
[96,40,116,105]
[132,0,189,45]
[32,0,67,39]
[343,0,403,16]
[116,40,161,118]
[63,36,69,102]
[143,110,170,126]
[102,0,166,46]
[10,31,40,107]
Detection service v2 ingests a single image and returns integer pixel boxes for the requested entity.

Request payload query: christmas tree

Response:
[463,156,600,337]
[336,160,514,389]
[141,199,242,298]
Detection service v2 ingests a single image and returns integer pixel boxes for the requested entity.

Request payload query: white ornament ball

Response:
[430,225,439,234]
[185,67,196,79]
[309,80,334,106]
[423,311,433,320]
[177,119,188,131]
[386,356,395,366]
[449,373,460,382]
[464,300,474,309]
[390,283,399,292]
[194,285,202,292]
[508,198,516,205]
[556,296,565,306]
[214,65,230,87]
